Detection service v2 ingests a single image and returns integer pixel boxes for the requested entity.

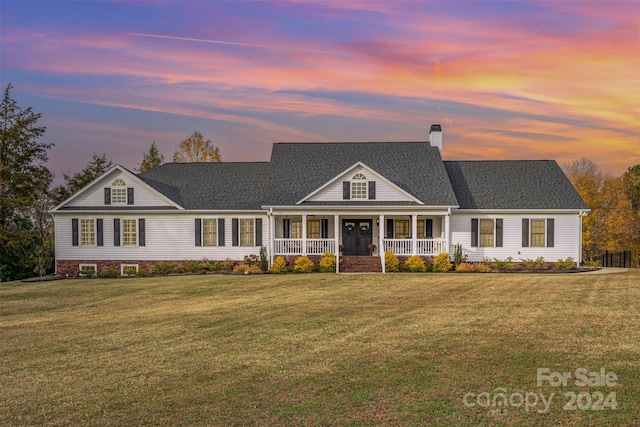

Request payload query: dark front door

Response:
[342,219,373,256]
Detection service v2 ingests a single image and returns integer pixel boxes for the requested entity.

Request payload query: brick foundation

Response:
[56,260,240,277]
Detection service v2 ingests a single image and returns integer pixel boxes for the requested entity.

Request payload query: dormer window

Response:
[351,174,367,199]
[111,179,127,204]
[342,174,376,200]
[104,179,134,205]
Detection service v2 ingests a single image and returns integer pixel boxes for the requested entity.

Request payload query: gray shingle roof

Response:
[138,162,270,210]
[444,160,588,210]
[264,142,459,206]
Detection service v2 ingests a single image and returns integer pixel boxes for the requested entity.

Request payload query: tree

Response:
[137,142,165,172]
[173,131,221,163]
[622,164,640,267]
[54,154,113,204]
[562,158,608,259]
[0,84,53,280]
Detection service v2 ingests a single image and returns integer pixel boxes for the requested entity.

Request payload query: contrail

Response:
[127,32,347,56]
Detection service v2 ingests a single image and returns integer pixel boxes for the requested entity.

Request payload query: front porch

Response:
[269,212,450,272]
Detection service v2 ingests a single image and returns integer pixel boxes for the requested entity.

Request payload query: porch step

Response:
[340,256,382,273]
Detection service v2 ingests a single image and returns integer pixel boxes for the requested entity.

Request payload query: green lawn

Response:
[2,271,639,426]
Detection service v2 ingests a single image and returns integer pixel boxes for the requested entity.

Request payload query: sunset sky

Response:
[1,1,638,182]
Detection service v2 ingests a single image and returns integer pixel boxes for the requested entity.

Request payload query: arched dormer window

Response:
[111,179,127,204]
[351,173,367,199]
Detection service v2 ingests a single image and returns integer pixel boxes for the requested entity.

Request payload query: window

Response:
[111,179,127,204]
[81,219,95,246]
[203,219,217,246]
[79,264,97,276]
[351,173,367,199]
[123,219,137,246]
[530,219,545,247]
[291,221,302,239]
[121,264,139,276]
[395,220,410,239]
[307,220,321,238]
[240,219,254,246]
[479,219,494,247]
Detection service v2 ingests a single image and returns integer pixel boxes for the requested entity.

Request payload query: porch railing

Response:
[383,238,446,256]
[274,238,335,255]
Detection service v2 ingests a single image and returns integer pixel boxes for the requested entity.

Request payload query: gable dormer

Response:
[298,162,421,204]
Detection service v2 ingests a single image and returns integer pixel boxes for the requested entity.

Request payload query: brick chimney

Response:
[428,124,442,153]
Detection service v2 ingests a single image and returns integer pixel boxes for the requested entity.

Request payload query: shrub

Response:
[556,257,575,270]
[210,261,221,272]
[384,250,400,272]
[432,253,452,272]
[319,252,336,272]
[492,257,515,271]
[232,264,262,275]
[259,247,268,271]
[152,262,177,275]
[404,255,427,272]
[453,243,463,267]
[186,259,202,273]
[243,254,259,266]
[100,268,118,278]
[456,262,491,273]
[221,258,235,271]
[136,268,148,277]
[270,256,288,273]
[522,256,545,271]
[294,256,315,273]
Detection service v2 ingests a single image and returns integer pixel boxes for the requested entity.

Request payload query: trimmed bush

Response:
[556,257,575,270]
[522,256,545,271]
[453,243,463,267]
[492,257,515,271]
[232,264,262,275]
[221,258,235,271]
[152,262,178,275]
[432,253,452,272]
[384,250,400,272]
[99,268,118,278]
[186,260,202,273]
[270,256,288,273]
[456,262,491,273]
[260,247,268,271]
[319,252,336,272]
[294,256,315,273]
[404,255,427,272]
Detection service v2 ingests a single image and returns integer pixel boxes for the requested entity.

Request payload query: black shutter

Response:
[218,218,225,246]
[283,219,290,238]
[426,219,433,239]
[104,188,111,205]
[522,219,529,247]
[138,219,145,247]
[97,219,104,246]
[496,219,503,247]
[386,219,394,239]
[368,181,376,200]
[195,219,202,246]
[114,219,120,246]
[471,218,479,247]
[232,219,239,246]
[255,218,262,246]
[127,188,134,205]
[72,219,79,246]
[547,218,554,247]
[343,181,350,200]
[321,219,329,238]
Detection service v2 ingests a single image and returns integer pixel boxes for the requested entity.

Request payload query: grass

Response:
[1,271,639,426]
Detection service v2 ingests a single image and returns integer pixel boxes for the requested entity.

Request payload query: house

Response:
[52,125,589,275]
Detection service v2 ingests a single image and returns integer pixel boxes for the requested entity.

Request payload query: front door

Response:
[342,219,373,255]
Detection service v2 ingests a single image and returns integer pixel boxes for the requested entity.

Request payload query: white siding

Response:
[68,169,174,208]
[55,212,269,262]
[449,213,581,262]
[309,166,414,202]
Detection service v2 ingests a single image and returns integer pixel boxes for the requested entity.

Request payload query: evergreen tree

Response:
[54,154,113,204]
[0,84,53,280]
[138,142,165,172]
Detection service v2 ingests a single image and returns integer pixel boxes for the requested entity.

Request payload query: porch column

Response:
[269,211,275,265]
[444,212,451,256]
[334,214,340,273]
[411,214,418,255]
[302,214,307,255]
[379,214,385,273]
